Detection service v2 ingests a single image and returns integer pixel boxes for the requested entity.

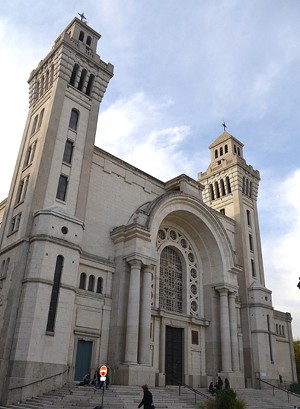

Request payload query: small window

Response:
[88,275,95,291]
[215,181,220,199]
[234,144,237,154]
[226,176,231,194]
[78,69,87,91]
[220,179,225,196]
[96,277,103,294]
[209,184,215,201]
[56,175,68,201]
[9,213,21,233]
[251,259,256,277]
[31,115,39,135]
[215,150,218,159]
[249,181,252,198]
[45,70,49,91]
[69,109,79,131]
[191,330,199,345]
[220,208,225,215]
[220,147,223,156]
[79,272,86,290]
[86,74,95,96]
[40,76,44,97]
[237,147,241,156]
[86,36,92,46]
[69,64,79,86]
[225,144,228,153]
[249,234,253,251]
[16,176,29,204]
[63,140,74,164]
[246,210,251,226]
[50,65,54,86]
[242,176,245,193]
[79,31,84,42]
[37,108,45,130]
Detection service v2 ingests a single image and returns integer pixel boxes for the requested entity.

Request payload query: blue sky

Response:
[1,1,300,338]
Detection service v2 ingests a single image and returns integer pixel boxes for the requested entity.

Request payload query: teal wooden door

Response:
[74,340,92,381]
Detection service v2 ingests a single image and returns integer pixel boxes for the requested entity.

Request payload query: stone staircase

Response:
[0,384,299,409]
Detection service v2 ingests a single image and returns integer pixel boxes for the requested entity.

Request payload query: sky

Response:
[0,1,300,338]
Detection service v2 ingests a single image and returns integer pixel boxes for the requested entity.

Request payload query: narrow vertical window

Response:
[245,179,249,196]
[220,179,225,196]
[63,140,74,164]
[45,70,49,91]
[31,115,39,135]
[96,277,103,294]
[69,64,79,86]
[37,108,45,130]
[249,234,253,251]
[191,330,199,345]
[79,31,84,41]
[225,144,228,153]
[78,69,87,91]
[267,315,274,362]
[56,175,68,201]
[40,76,44,97]
[251,259,256,277]
[86,74,95,96]
[242,176,245,193]
[79,272,86,290]
[209,184,215,201]
[220,147,223,156]
[246,210,251,226]
[249,181,252,198]
[226,176,231,194]
[46,255,64,333]
[69,109,79,131]
[50,65,54,86]
[215,181,220,199]
[88,275,95,291]
[215,150,218,159]
[237,147,241,156]
[234,144,237,154]
[86,36,92,46]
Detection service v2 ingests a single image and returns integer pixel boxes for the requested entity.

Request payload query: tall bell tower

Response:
[0,17,113,404]
[198,130,277,387]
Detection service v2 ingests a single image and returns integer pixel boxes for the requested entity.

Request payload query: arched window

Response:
[159,247,183,313]
[225,144,228,153]
[78,69,87,91]
[88,275,95,291]
[215,150,218,159]
[79,31,84,41]
[69,64,79,86]
[215,181,220,198]
[209,184,215,201]
[96,277,103,294]
[220,179,226,196]
[46,255,64,333]
[86,74,95,96]
[86,36,92,46]
[234,144,237,154]
[69,109,79,131]
[79,272,86,289]
[220,147,223,156]
[226,176,231,194]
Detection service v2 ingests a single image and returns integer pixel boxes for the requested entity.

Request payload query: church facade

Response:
[0,17,297,405]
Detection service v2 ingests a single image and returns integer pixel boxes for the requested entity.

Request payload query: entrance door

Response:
[74,340,93,381]
[165,326,183,385]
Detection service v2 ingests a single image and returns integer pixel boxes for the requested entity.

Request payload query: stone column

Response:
[124,259,142,364]
[218,288,232,371]
[229,292,239,371]
[138,265,153,364]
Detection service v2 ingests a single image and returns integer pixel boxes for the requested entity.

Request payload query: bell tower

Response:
[198,130,277,387]
[0,17,113,404]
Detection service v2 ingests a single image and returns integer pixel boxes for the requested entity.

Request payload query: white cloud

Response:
[96,92,193,181]
[261,169,300,339]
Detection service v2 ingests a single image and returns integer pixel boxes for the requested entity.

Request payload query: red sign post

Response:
[100,365,107,377]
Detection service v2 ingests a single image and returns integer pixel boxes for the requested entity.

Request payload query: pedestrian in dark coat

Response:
[138,384,153,409]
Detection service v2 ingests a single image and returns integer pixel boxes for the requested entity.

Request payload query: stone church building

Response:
[0,17,297,405]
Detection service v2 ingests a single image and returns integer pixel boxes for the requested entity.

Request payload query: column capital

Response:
[144,264,155,274]
[127,258,142,268]
[215,286,229,295]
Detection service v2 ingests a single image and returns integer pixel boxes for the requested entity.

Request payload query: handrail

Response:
[257,378,300,403]
[178,383,212,403]
[9,366,69,391]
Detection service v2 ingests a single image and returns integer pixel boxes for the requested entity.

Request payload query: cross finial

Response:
[222,121,227,132]
[78,12,87,22]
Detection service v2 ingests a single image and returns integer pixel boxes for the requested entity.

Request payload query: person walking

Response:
[138,384,153,409]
